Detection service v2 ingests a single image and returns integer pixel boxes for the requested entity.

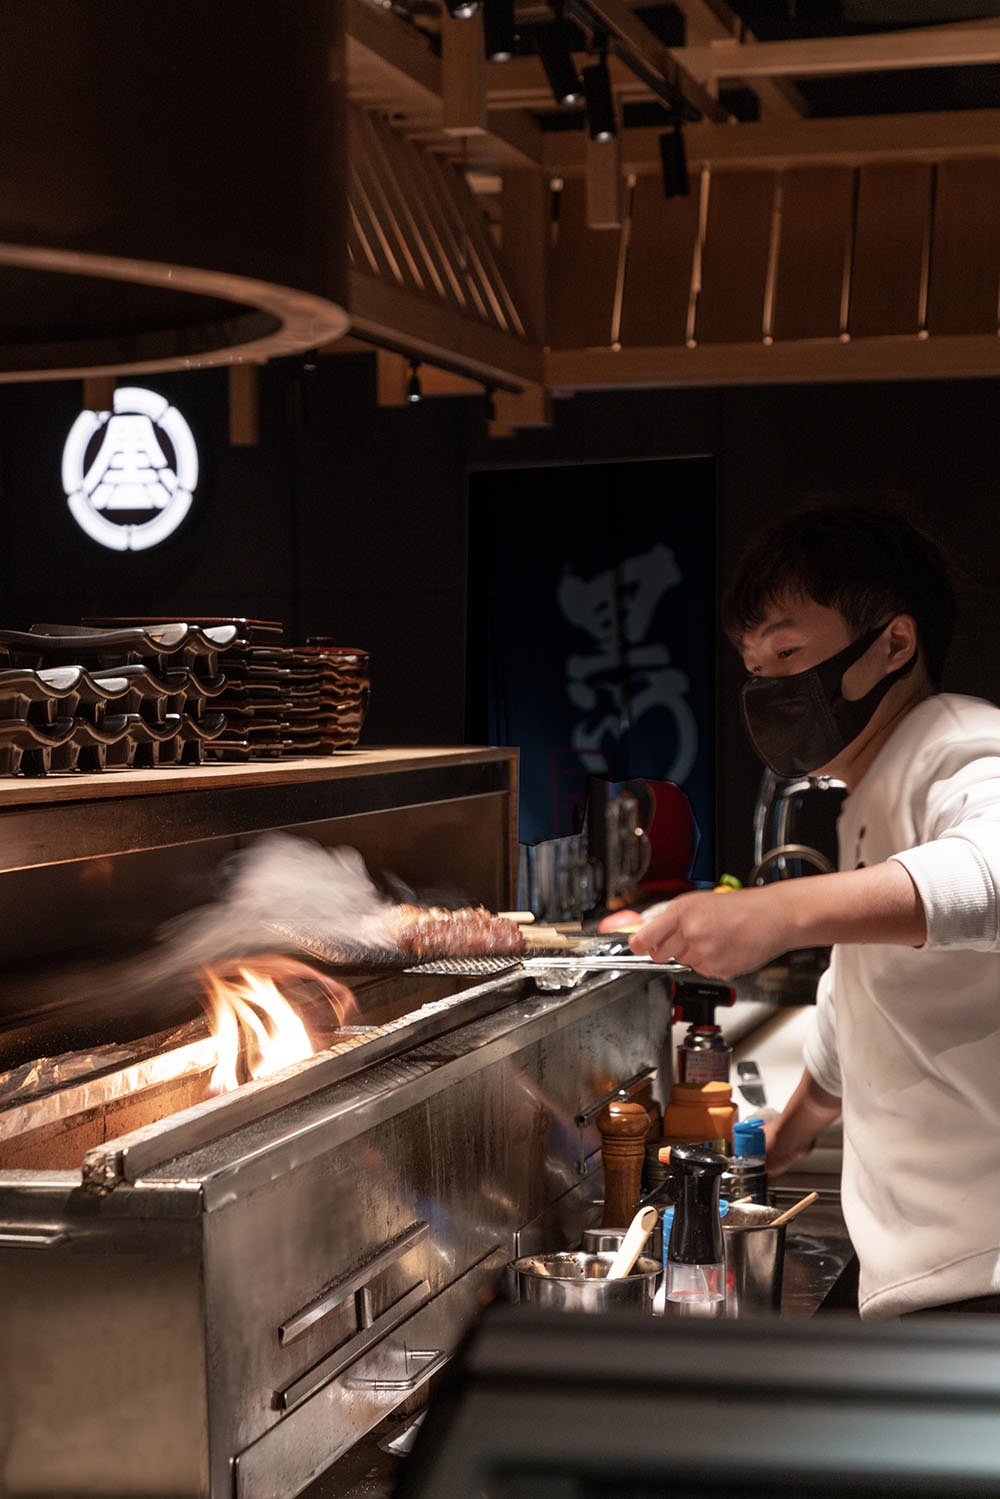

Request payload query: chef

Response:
[631,502,1000,1319]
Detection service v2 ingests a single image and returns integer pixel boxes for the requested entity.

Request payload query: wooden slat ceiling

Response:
[342,0,1000,410]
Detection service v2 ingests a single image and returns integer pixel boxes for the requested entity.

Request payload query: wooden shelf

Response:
[0,747,519,878]
[0,746,514,810]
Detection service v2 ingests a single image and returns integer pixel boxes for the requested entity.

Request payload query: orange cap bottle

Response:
[662,1080,738,1152]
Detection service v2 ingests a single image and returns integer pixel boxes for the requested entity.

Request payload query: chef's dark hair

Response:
[722,501,956,688]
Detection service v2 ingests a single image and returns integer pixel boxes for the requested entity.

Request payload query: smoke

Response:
[149,833,395,976]
[0,834,395,1068]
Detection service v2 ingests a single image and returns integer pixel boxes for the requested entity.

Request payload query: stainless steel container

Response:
[581,1227,626,1254]
[722,1202,786,1316]
[512,1250,661,1313]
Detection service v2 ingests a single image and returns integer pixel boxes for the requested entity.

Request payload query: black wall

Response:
[2,355,998,880]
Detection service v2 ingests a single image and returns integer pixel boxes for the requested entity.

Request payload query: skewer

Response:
[768,1191,819,1227]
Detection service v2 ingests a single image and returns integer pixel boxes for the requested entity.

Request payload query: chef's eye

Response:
[777,646,798,660]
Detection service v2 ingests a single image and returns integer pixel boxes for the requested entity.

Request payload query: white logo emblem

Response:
[62,386,199,551]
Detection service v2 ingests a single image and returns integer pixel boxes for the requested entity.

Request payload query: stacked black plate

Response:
[0,623,231,774]
[0,618,373,773]
[189,620,290,762]
[86,616,286,764]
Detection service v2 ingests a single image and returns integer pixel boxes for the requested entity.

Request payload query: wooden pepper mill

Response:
[597,1098,650,1228]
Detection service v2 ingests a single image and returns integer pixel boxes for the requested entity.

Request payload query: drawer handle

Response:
[278,1219,429,1347]
[0,1228,70,1249]
[575,1068,656,1127]
[344,1347,449,1392]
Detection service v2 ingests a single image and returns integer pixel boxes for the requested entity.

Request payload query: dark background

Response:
[2,354,998,881]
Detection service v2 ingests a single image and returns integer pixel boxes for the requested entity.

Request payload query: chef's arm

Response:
[630,860,926,980]
[764,1069,842,1178]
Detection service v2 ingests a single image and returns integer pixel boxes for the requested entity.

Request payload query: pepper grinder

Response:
[597,1099,650,1228]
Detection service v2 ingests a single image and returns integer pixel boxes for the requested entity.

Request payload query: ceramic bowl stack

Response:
[199,627,369,760]
[0,623,231,774]
[298,641,371,751]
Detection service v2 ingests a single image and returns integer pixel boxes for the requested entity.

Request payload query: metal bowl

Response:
[511,1250,661,1313]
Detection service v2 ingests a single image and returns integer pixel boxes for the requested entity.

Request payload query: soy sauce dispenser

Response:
[657,1143,729,1316]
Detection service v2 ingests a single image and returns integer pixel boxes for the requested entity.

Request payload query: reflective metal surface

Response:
[0,967,672,1497]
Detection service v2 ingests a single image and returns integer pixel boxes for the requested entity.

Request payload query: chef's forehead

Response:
[728,585,815,647]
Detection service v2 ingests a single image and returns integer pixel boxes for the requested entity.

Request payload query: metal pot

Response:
[511,1251,661,1313]
[722,1202,786,1315]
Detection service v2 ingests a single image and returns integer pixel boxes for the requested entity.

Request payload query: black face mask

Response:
[740,622,917,779]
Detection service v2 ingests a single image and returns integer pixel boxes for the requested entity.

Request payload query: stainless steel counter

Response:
[774,1186,856,1319]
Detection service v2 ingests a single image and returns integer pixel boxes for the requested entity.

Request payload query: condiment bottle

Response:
[663,1080,738,1152]
[658,1143,728,1315]
[722,1116,769,1206]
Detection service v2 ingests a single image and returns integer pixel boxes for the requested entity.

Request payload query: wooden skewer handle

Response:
[597,1099,650,1228]
[769,1190,819,1227]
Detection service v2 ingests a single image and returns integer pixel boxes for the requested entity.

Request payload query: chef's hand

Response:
[763,1069,841,1176]
[630,862,927,980]
[628,886,791,980]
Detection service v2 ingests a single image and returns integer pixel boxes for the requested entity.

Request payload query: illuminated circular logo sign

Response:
[62,386,198,551]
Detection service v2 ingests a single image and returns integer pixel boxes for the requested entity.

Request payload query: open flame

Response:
[199,957,355,1095]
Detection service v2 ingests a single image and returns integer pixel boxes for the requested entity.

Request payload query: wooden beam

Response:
[345,0,441,122]
[376,348,484,403]
[486,54,661,110]
[586,135,624,230]
[675,23,1000,84]
[500,170,549,343]
[441,9,487,136]
[545,332,1000,390]
[349,268,544,387]
[376,348,412,405]
[670,0,807,119]
[227,363,260,446]
[564,0,730,121]
[82,375,116,412]
[491,382,553,429]
[544,109,1000,175]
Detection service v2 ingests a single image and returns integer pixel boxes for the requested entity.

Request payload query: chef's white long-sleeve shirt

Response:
[802,693,1000,1319]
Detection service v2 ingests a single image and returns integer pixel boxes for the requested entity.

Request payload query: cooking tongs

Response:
[268,920,687,977]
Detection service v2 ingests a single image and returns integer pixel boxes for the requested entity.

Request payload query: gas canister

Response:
[677,1023,731,1083]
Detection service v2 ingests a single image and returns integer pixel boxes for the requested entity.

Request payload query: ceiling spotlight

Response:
[484,0,516,61]
[660,120,689,198]
[442,0,480,17]
[582,55,616,142]
[407,360,423,403]
[535,19,583,107]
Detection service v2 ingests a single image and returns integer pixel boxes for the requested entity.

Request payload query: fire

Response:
[199,957,355,1095]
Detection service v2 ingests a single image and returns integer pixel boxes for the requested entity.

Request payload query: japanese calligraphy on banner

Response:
[470,456,715,876]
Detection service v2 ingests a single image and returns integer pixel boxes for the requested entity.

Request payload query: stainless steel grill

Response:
[0,749,674,1499]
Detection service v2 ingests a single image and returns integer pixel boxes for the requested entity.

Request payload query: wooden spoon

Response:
[606,1205,659,1280]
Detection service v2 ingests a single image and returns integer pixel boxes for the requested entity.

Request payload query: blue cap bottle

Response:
[724,1116,768,1205]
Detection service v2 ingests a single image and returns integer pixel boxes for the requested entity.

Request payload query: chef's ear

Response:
[884,613,918,669]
